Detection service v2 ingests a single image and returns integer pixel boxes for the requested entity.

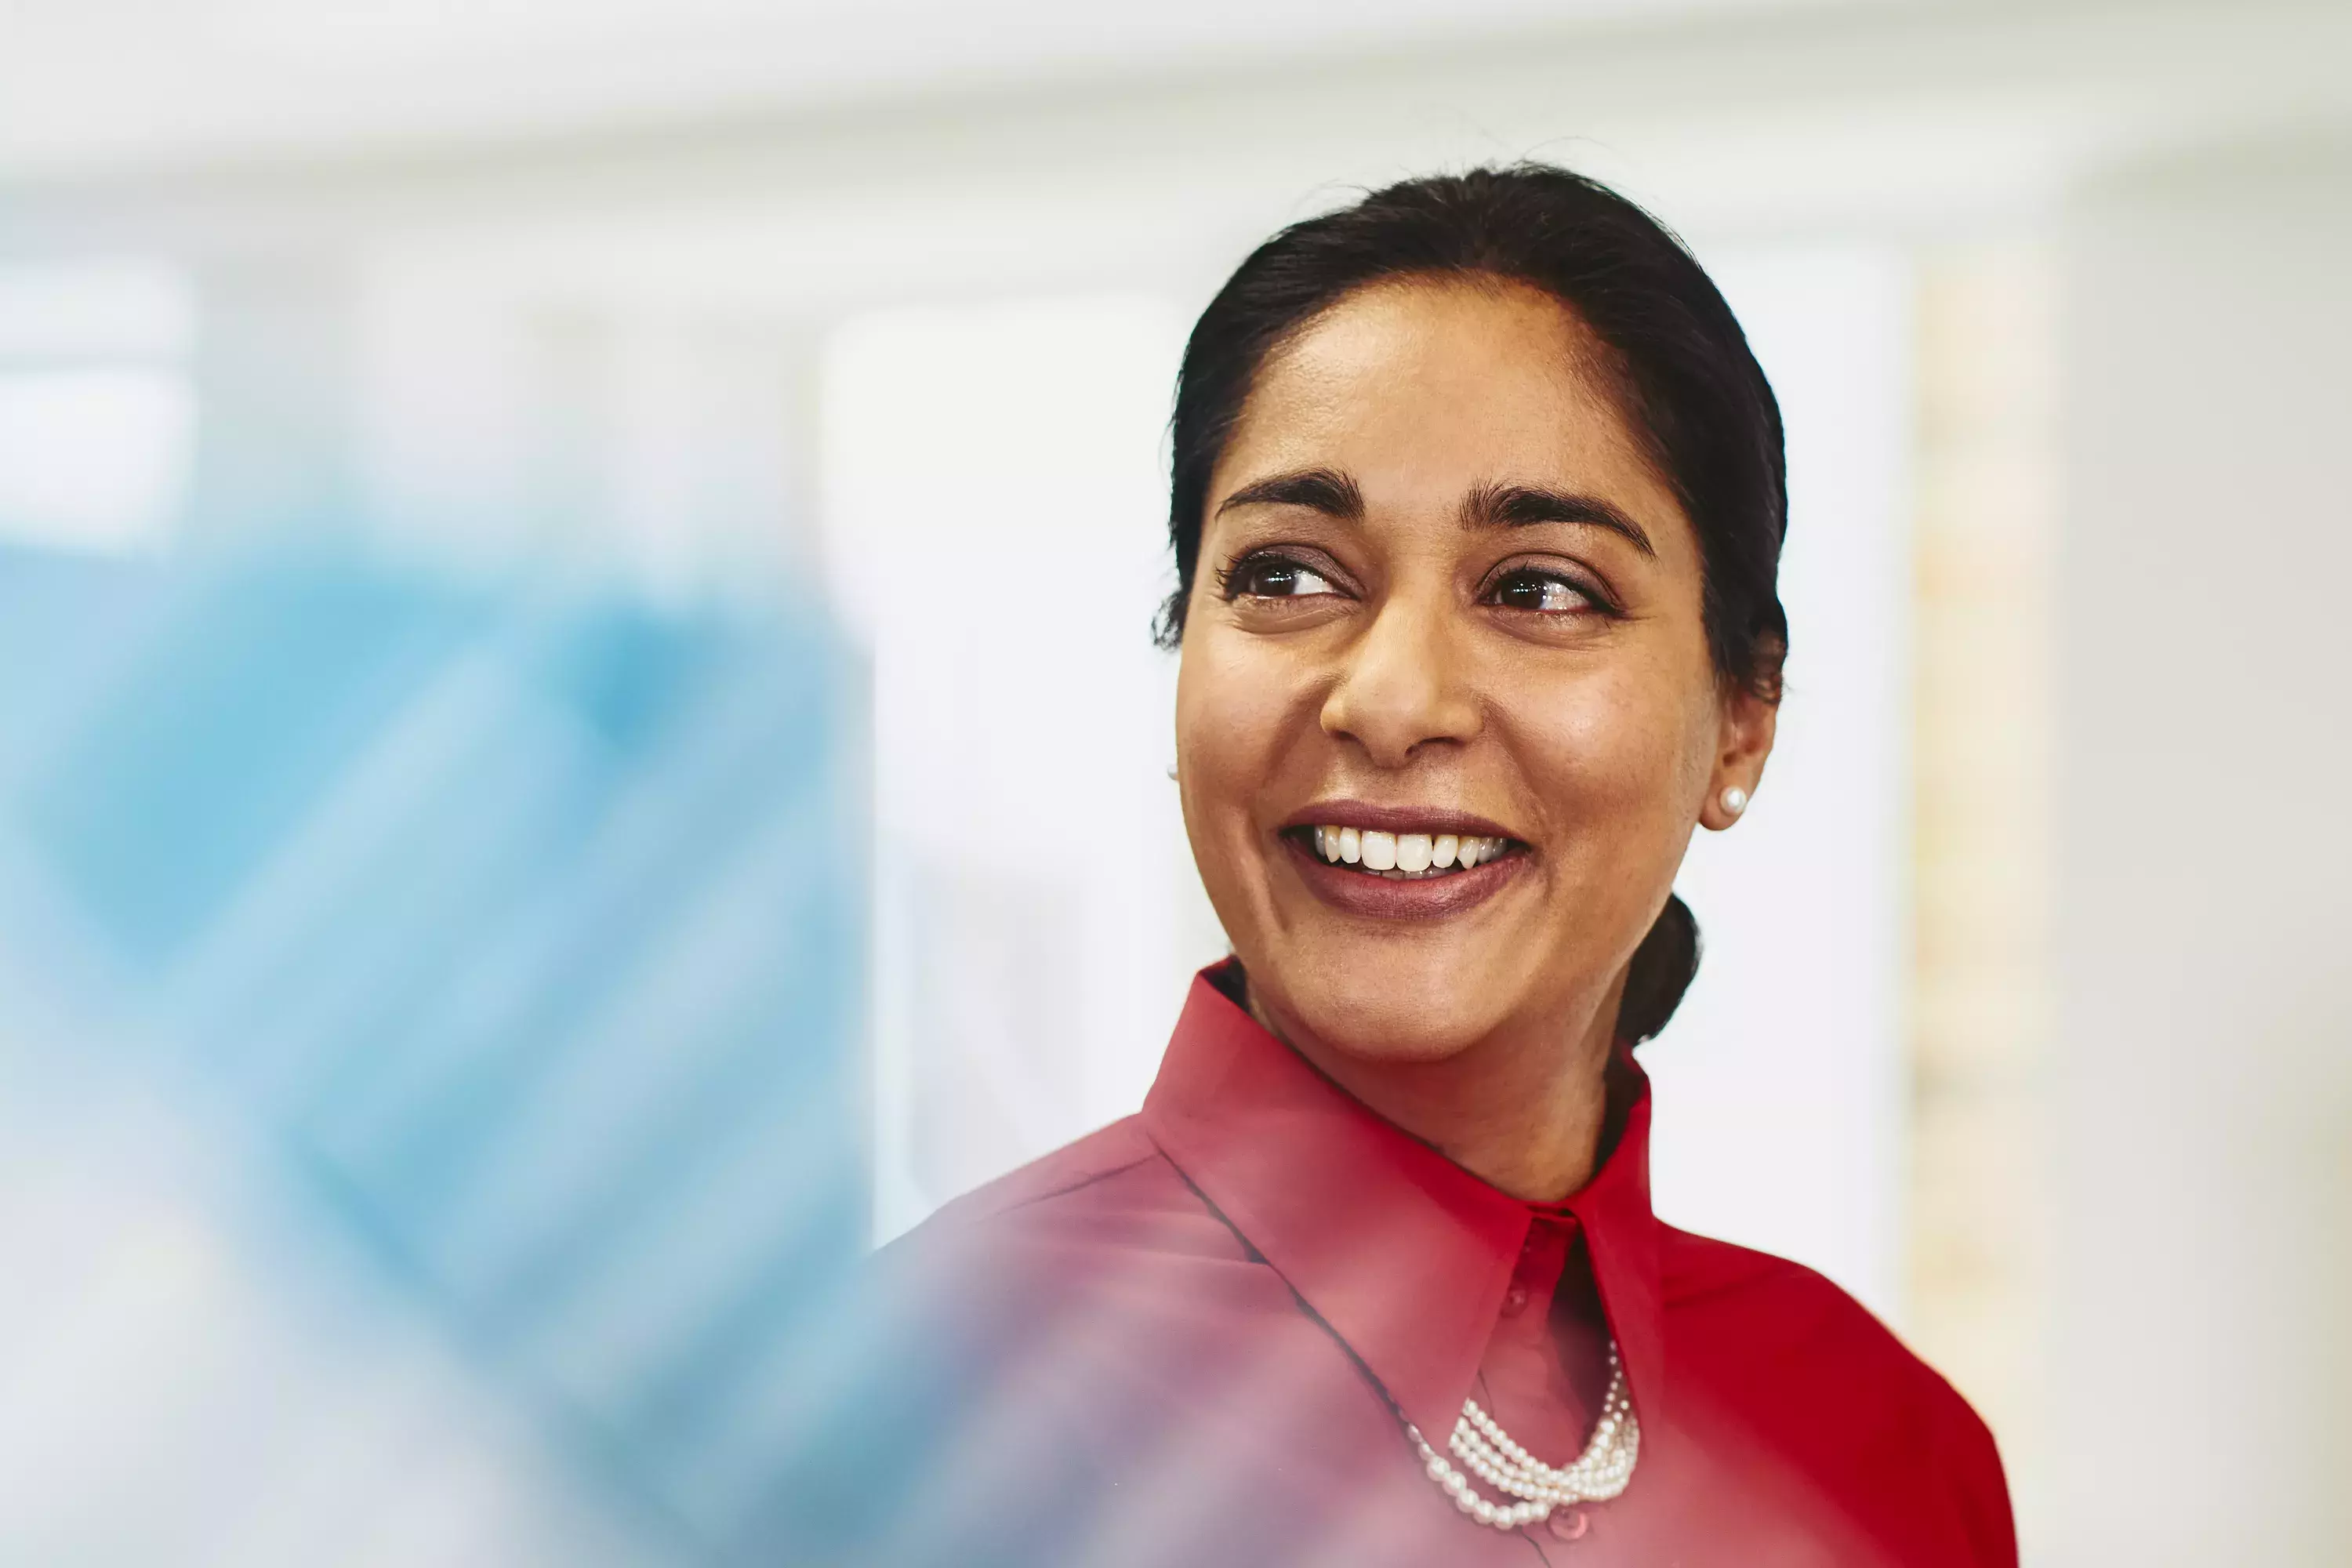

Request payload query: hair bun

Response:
[1619,894,1700,1045]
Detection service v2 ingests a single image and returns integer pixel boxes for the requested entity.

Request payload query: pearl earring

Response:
[1719,786,1748,817]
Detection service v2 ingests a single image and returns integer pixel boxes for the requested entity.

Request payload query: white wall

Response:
[817,293,1218,1241]
[2049,137,2352,1565]
[1649,242,1915,1324]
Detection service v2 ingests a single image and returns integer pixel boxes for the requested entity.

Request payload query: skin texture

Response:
[1174,276,1777,1201]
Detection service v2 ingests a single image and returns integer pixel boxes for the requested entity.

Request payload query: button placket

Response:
[1504,1220,1563,1319]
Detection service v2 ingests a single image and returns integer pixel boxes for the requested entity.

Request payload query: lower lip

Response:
[1281,834,1525,920]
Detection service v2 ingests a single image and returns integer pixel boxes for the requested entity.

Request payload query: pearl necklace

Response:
[1403,1344,1641,1532]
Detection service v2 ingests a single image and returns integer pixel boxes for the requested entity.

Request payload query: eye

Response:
[1485,568,1601,614]
[1226,554,1340,600]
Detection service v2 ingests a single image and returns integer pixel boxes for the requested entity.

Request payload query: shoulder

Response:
[1665,1222,1900,1335]
[877,1116,1214,1275]
[874,1116,1247,1306]
[909,1116,1166,1232]
[1658,1225,2016,1564]
[1661,1225,1911,1355]
[746,1123,1184,1568]
[1657,1222,1989,1432]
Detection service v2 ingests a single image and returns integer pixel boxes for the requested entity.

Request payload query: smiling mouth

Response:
[1285,825,1523,880]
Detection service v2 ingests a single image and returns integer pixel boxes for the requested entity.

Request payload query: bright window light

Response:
[0,261,194,362]
[0,369,193,554]
[0,261,196,555]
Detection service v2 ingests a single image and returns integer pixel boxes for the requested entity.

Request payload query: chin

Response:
[1258,949,1514,1066]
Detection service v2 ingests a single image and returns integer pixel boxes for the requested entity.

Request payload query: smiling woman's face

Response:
[1175,276,1773,1065]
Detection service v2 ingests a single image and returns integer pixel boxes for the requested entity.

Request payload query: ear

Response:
[1700,681,1777,833]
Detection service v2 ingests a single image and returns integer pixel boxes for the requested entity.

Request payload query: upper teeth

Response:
[1311,826,1508,876]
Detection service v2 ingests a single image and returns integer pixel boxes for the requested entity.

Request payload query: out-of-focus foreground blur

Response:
[1,2,2346,1563]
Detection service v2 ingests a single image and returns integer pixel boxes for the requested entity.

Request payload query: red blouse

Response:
[768,966,2016,1566]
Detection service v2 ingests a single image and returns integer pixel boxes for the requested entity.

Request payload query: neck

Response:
[1249,978,1622,1203]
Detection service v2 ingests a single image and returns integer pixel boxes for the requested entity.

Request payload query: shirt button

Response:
[1502,1285,1530,1316]
[1548,1506,1590,1541]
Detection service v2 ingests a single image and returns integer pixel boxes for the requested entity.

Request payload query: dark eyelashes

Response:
[1215,549,1623,615]
[1210,548,1264,600]
[1481,563,1625,616]
[1217,547,1337,601]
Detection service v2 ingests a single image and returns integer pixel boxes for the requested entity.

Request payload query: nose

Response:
[1319,588,1481,769]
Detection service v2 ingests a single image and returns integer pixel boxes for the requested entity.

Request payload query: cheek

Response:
[1175,630,1304,860]
[1509,652,1713,861]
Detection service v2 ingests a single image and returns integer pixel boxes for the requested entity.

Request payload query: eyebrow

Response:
[1214,467,1364,521]
[1215,468,1657,560]
[1461,481,1657,558]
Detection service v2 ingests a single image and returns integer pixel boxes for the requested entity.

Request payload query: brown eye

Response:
[1487,568,1597,613]
[1230,556,1338,599]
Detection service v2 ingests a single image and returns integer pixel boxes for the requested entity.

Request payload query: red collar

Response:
[1140,964,1666,1446]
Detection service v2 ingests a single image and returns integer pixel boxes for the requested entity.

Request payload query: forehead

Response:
[1213,276,1682,529]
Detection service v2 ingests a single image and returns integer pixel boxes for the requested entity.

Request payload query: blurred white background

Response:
[3,2,2350,1563]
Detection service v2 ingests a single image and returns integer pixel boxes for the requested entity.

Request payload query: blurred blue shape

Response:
[0,543,868,1556]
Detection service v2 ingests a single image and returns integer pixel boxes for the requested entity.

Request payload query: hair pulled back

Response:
[1162,164,1788,1045]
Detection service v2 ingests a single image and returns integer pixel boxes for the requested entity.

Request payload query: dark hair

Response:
[1162,164,1787,1045]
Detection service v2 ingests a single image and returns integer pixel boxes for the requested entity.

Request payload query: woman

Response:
[768,165,2016,1566]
